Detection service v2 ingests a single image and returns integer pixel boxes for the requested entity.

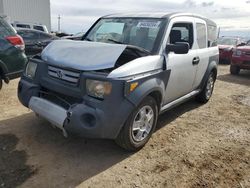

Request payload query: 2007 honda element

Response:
[18,12,219,151]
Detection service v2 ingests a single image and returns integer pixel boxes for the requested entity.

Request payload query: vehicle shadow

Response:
[217,70,250,87]
[0,100,203,188]
[156,99,202,131]
[0,113,130,188]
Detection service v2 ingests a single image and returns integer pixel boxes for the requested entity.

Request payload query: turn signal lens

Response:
[130,82,138,92]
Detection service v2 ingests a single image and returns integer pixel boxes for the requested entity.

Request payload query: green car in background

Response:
[0,16,27,90]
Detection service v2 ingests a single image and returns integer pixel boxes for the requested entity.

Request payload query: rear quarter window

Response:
[207,25,218,47]
[0,18,16,38]
[196,23,207,49]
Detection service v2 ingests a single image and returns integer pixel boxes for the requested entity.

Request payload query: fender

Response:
[198,55,218,90]
[124,70,171,107]
[108,55,164,78]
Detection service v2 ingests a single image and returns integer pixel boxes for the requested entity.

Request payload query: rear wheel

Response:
[115,96,158,151]
[196,72,215,103]
[230,65,240,75]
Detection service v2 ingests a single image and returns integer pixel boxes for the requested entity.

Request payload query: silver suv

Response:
[18,12,219,151]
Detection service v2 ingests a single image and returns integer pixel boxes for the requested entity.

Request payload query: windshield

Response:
[84,18,166,53]
[218,38,237,46]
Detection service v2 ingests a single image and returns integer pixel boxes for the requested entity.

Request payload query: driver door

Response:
[163,17,198,104]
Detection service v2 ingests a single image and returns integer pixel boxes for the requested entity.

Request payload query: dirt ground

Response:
[0,65,249,188]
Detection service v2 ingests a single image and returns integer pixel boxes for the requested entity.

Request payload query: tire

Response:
[0,76,2,90]
[196,72,215,103]
[230,65,240,75]
[115,96,158,151]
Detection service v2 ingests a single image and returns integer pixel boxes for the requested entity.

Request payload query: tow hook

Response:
[62,111,72,138]
[62,128,68,138]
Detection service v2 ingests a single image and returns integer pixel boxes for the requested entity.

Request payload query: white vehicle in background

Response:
[12,22,48,33]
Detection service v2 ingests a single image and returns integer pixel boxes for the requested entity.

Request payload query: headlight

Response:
[86,79,112,99]
[235,50,242,56]
[25,61,37,79]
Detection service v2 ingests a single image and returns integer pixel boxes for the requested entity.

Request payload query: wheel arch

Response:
[0,60,8,80]
[198,60,218,90]
[148,90,163,111]
[125,77,166,109]
[124,70,170,108]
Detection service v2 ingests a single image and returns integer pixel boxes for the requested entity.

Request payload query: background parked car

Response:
[218,36,245,64]
[55,32,71,38]
[0,16,27,90]
[17,29,59,57]
[61,32,85,40]
[230,40,250,74]
[12,22,49,33]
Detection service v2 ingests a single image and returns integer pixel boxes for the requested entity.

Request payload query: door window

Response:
[16,24,31,29]
[169,22,194,48]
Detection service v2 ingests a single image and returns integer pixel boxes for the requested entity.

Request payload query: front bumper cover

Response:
[18,79,135,139]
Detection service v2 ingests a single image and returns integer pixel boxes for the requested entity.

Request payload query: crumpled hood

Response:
[41,40,127,71]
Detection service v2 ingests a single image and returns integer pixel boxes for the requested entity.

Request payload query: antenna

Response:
[58,15,61,33]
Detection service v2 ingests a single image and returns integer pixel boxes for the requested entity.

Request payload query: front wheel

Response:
[230,65,240,75]
[196,72,215,103]
[115,96,158,151]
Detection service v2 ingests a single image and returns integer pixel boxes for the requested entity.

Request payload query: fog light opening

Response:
[81,114,96,128]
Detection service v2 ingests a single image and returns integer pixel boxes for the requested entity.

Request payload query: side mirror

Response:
[166,42,190,54]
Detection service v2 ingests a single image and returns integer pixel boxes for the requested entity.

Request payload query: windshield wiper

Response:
[126,44,151,55]
[107,38,123,44]
[84,38,92,41]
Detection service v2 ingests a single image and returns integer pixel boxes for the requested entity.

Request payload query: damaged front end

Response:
[41,40,151,73]
[18,40,164,139]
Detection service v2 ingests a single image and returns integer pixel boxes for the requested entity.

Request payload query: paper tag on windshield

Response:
[137,21,161,28]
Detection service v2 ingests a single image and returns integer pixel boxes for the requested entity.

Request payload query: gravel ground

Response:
[0,65,249,188]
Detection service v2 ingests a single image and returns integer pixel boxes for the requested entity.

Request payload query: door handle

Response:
[192,57,200,65]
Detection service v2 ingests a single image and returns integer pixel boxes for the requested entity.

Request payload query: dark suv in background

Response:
[0,16,27,90]
[17,29,58,57]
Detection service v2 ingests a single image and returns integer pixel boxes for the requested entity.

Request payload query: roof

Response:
[104,12,172,18]
[103,12,217,26]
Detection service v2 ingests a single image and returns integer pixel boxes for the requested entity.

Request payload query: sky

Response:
[50,0,250,37]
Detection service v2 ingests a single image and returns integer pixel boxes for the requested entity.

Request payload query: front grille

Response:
[48,66,80,84]
[40,89,82,109]
[243,61,250,65]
